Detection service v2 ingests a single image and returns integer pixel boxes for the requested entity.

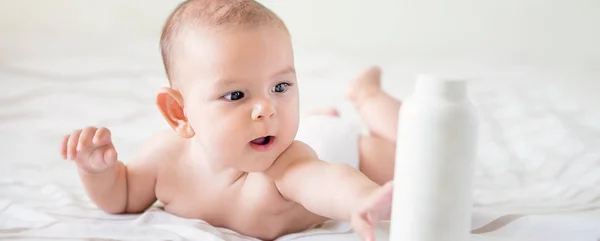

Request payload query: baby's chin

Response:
[235,141,289,172]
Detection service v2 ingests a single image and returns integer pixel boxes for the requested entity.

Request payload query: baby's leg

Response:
[346,66,401,143]
[303,109,396,185]
[358,135,395,185]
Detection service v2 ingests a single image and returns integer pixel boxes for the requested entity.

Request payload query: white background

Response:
[1,0,598,65]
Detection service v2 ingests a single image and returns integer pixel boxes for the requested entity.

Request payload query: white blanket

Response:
[1,50,599,241]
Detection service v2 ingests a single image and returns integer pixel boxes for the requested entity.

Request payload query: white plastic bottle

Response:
[389,75,478,241]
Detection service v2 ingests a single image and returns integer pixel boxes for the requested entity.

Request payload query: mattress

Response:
[1,47,599,241]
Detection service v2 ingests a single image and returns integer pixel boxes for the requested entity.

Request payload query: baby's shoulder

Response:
[279,140,318,160]
[134,130,187,165]
[265,140,318,176]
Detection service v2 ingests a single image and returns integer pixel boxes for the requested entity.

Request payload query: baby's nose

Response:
[252,100,275,120]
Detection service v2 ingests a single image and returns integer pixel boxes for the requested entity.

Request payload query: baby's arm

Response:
[267,142,391,223]
[61,127,174,214]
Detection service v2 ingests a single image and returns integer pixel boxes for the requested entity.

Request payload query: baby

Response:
[59,0,402,240]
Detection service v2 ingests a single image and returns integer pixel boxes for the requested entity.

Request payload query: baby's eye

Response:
[223,91,245,101]
[272,82,291,93]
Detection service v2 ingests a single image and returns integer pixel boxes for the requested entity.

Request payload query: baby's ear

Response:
[156,87,195,138]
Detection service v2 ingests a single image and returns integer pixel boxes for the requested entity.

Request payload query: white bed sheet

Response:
[1,47,599,241]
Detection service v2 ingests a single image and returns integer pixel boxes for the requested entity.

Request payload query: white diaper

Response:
[295,104,365,169]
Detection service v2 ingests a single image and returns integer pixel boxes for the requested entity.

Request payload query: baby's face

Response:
[174,26,299,172]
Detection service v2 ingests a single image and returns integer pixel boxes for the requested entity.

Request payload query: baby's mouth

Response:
[250,136,273,146]
[249,136,276,152]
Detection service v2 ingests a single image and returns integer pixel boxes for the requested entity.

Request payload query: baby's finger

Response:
[87,146,110,172]
[362,182,394,223]
[374,182,394,219]
[103,145,118,167]
[60,134,70,160]
[93,127,111,145]
[76,127,97,152]
[67,129,82,160]
[376,182,393,204]
[352,217,375,241]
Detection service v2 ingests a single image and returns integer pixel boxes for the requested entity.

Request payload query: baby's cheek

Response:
[186,110,208,128]
[282,109,299,129]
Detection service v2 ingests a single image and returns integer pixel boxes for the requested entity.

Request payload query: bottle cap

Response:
[415,74,468,101]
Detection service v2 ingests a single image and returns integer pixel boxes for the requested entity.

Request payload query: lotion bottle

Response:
[389,75,479,241]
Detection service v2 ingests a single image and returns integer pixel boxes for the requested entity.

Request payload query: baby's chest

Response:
[157,182,235,222]
[156,174,293,219]
[239,174,295,214]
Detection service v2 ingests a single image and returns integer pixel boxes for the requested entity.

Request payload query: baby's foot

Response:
[306,108,340,117]
[345,66,383,109]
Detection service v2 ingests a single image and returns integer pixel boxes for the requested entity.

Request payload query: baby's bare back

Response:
[153,133,327,240]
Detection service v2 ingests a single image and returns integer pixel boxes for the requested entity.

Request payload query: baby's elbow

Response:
[98,203,128,215]
[97,200,149,214]
[101,204,147,215]
[123,202,154,214]
[124,207,149,214]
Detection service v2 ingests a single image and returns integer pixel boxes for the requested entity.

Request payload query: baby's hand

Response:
[60,127,118,174]
[351,181,394,241]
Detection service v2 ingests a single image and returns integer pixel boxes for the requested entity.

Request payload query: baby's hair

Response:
[160,0,287,88]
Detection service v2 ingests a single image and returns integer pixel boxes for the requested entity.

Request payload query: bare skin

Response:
[346,66,401,185]
[310,67,400,185]
[60,26,401,241]
[346,66,402,143]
